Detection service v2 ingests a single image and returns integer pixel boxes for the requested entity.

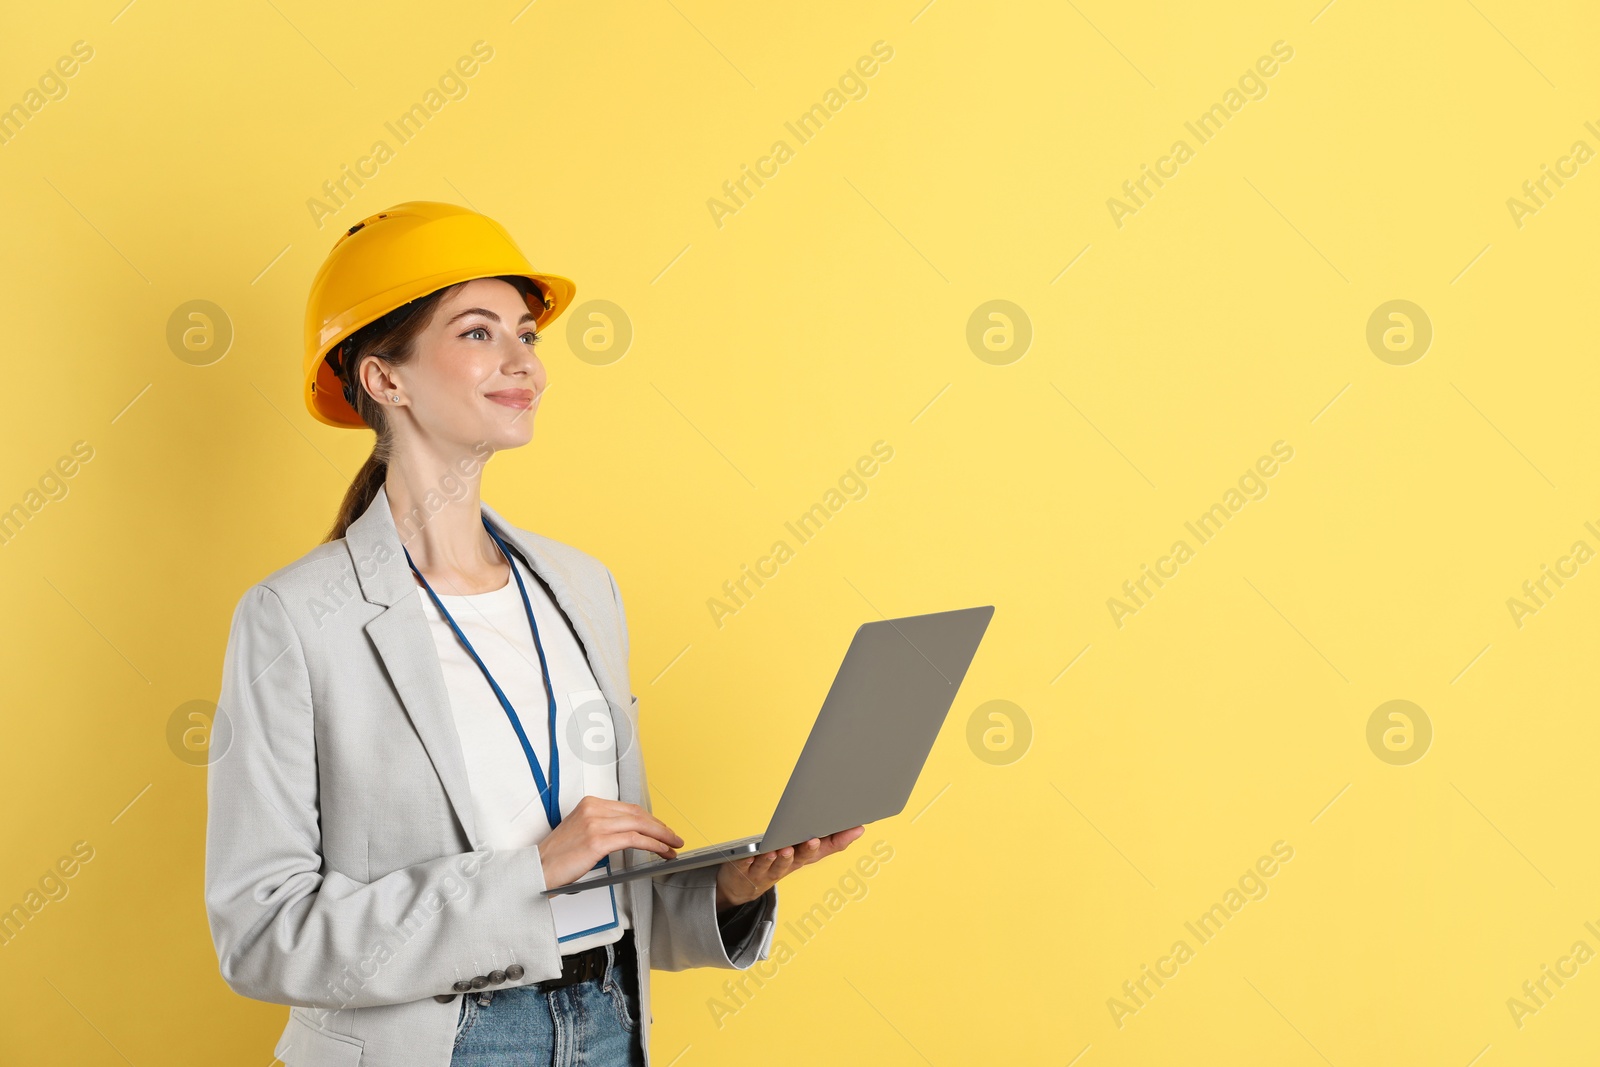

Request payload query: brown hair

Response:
[321,274,544,543]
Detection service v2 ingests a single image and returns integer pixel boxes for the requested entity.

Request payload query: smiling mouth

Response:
[485,389,536,410]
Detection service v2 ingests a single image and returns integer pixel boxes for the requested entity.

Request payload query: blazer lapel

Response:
[347,486,484,850]
[345,485,643,856]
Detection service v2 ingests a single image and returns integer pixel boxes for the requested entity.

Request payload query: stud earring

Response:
[391,395,400,402]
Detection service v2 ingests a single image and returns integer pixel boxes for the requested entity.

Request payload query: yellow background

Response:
[1,0,1597,1063]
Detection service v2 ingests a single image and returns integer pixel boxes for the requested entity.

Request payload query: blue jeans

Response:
[450,936,645,1067]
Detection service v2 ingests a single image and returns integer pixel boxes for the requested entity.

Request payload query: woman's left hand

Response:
[714,825,867,913]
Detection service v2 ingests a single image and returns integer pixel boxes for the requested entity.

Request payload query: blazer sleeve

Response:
[603,568,779,972]
[204,583,568,1009]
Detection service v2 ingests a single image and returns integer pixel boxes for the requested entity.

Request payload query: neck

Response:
[384,449,505,595]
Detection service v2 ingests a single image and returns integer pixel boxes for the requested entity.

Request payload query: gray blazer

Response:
[205,485,778,1066]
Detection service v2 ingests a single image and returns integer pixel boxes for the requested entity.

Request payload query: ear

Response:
[356,356,398,405]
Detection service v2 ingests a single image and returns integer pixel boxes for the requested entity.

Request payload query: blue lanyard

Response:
[405,516,563,831]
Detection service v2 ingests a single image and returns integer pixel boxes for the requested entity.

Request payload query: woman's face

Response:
[390,277,547,454]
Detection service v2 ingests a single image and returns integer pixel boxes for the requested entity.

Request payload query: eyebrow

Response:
[444,307,538,327]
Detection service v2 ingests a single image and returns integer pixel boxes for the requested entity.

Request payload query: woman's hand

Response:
[539,796,684,890]
[714,825,866,914]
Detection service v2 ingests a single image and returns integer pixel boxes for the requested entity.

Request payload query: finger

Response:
[764,845,800,880]
[610,831,679,859]
[818,825,859,847]
[747,851,782,880]
[810,827,861,861]
[779,837,838,877]
[784,838,823,870]
[746,850,788,884]
[600,810,685,848]
[602,802,686,848]
[629,809,684,847]
[719,861,766,896]
[796,838,832,870]
[820,828,860,856]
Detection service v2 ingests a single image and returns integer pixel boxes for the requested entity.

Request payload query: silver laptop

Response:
[543,604,994,897]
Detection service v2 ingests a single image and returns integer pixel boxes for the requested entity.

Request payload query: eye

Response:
[463,326,490,341]
[522,330,542,346]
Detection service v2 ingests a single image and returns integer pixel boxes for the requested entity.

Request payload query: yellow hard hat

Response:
[303,200,576,429]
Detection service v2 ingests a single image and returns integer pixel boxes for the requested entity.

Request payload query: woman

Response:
[204,202,864,1067]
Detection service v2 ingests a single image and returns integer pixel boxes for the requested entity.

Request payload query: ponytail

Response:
[325,451,390,543]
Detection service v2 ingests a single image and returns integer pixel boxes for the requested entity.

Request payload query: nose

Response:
[504,339,546,390]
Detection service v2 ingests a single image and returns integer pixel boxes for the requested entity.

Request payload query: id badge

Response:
[550,856,620,942]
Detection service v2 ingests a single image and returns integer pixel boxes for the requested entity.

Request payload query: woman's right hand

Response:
[538,796,685,890]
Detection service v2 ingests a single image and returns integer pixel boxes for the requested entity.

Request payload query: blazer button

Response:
[434,993,456,1003]
[505,964,525,981]
[488,970,506,985]
[453,980,473,993]
[470,975,489,989]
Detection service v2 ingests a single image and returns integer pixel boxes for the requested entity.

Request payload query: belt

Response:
[434,930,634,1003]
[541,929,633,990]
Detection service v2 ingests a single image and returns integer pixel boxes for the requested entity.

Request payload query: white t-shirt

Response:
[417,552,630,955]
